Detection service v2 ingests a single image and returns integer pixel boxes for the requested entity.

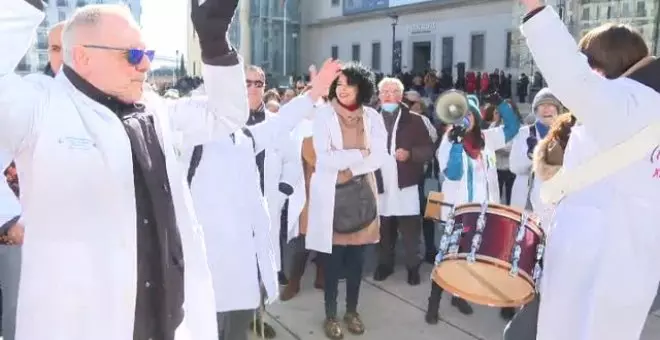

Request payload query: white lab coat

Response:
[183,134,274,313]
[0,2,249,339]
[436,127,506,221]
[279,118,314,241]
[257,100,311,270]
[509,124,544,210]
[306,104,389,254]
[523,7,660,340]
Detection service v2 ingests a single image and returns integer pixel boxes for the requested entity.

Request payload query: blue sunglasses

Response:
[83,44,155,65]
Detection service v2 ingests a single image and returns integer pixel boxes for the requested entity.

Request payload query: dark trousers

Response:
[322,245,366,318]
[216,309,253,340]
[377,215,422,269]
[418,182,437,256]
[503,296,540,340]
[279,200,289,274]
[428,280,444,306]
[497,169,516,205]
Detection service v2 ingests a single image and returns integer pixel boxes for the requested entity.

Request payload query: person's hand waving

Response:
[309,59,341,102]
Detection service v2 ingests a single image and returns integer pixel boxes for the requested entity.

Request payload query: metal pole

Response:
[390,16,397,74]
[652,0,660,55]
[239,0,251,65]
[283,2,287,76]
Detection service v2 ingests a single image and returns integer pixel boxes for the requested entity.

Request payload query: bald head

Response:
[47,22,65,74]
[62,4,150,103]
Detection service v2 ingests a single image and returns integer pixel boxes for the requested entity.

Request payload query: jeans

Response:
[322,245,366,318]
[497,169,516,205]
[0,245,21,340]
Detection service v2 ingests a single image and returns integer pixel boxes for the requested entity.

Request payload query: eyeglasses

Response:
[83,45,155,66]
[246,79,264,88]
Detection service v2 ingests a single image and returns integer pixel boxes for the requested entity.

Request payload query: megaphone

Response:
[434,89,469,125]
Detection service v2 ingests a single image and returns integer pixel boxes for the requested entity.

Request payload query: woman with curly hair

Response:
[305,62,388,339]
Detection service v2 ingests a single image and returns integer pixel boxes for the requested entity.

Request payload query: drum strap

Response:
[525,172,535,211]
[541,122,660,204]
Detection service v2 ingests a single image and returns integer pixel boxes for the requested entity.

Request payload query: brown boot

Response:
[280,249,309,301]
[314,261,325,290]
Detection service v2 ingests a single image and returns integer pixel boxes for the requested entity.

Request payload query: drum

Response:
[432,203,545,308]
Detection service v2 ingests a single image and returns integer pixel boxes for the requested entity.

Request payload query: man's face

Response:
[536,103,559,126]
[283,89,296,103]
[295,81,305,94]
[48,24,64,73]
[378,83,403,104]
[72,14,151,103]
[245,70,265,104]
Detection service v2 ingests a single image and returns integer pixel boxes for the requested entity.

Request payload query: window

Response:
[331,45,338,59]
[581,8,590,20]
[57,0,68,6]
[76,0,86,7]
[36,30,48,50]
[331,0,340,6]
[16,57,30,72]
[636,1,646,17]
[441,37,454,71]
[351,44,360,62]
[58,9,67,21]
[469,33,485,70]
[505,31,512,68]
[622,3,630,17]
[371,42,381,71]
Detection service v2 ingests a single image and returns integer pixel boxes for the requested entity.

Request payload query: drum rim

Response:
[433,253,537,308]
[454,203,545,237]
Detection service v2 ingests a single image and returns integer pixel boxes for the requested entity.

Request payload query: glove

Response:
[526,135,537,159]
[24,0,44,11]
[484,92,504,106]
[278,182,294,196]
[191,0,239,63]
[448,125,467,144]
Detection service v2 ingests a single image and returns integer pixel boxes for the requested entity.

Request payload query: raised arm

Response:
[169,0,248,147]
[483,100,520,151]
[349,109,389,176]
[0,0,47,155]
[520,5,625,135]
[437,133,464,181]
[246,95,314,154]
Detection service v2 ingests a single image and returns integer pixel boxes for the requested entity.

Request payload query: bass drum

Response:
[432,203,544,307]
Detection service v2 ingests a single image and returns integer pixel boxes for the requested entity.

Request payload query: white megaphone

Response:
[434,89,470,125]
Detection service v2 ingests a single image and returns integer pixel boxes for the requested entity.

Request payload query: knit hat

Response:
[532,88,562,113]
[466,94,482,126]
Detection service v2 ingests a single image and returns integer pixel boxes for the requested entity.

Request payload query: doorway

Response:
[412,41,432,73]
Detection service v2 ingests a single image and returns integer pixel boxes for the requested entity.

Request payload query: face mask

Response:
[381,103,399,113]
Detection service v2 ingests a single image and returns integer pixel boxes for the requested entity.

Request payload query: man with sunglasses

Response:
[1,1,248,340]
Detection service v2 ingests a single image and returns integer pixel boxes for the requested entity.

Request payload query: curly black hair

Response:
[328,61,376,105]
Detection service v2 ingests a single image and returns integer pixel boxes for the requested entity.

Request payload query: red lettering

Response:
[654,168,660,178]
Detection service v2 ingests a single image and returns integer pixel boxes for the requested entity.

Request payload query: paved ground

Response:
[252,245,660,340]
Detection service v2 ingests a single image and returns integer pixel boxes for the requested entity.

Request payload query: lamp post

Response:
[389,14,399,75]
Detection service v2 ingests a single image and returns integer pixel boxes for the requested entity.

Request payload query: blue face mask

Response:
[381,103,399,113]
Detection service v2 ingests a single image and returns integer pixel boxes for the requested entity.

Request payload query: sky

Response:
[140,0,187,61]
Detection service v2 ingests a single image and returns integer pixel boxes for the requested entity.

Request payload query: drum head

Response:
[432,255,536,308]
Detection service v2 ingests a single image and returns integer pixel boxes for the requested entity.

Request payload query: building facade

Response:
[301,0,517,77]
[186,0,302,82]
[511,0,660,77]
[16,0,142,75]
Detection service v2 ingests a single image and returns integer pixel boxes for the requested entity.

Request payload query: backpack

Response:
[186,127,257,186]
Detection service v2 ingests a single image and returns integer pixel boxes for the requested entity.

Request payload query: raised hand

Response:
[520,0,544,12]
[448,125,467,144]
[191,0,240,60]
[309,59,341,101]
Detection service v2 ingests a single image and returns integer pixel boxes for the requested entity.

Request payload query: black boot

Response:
[372,264,394,281]
[407,265,421,286]
[500,307,516,320]
[451,296,473,315]
[425,282,442,324]
[277,271,288,286]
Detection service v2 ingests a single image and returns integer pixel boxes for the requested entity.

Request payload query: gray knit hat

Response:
[532,88,562,113]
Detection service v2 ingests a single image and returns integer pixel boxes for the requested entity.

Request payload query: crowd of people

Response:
[2,1,660,340]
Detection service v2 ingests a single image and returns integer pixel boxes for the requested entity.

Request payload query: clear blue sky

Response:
[140,0,187,60]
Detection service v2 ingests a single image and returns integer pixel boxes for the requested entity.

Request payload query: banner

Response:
[342,0,389,15]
